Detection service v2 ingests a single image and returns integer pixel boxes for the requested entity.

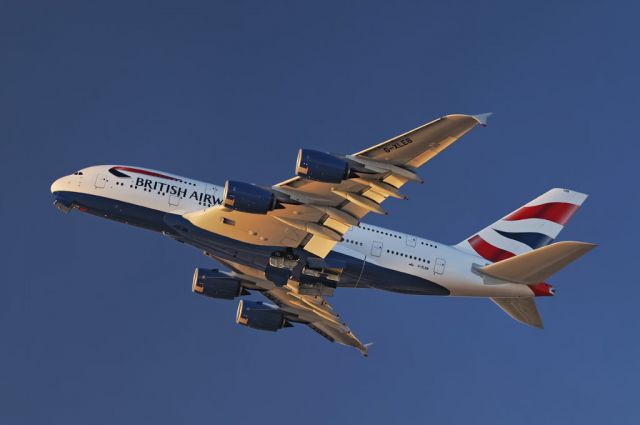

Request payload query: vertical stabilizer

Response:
[455,188,588,262]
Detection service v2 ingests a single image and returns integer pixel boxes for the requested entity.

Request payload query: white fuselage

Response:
[51,165,536,298]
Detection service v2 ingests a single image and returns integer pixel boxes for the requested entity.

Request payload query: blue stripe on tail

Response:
[493,229,553,249]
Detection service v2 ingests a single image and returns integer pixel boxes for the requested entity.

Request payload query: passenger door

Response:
[406,235,417,247]
[371,241,383,257]
[94,174,107,189]
[434,258,446,275]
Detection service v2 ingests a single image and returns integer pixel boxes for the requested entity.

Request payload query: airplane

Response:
[50,113,595,356]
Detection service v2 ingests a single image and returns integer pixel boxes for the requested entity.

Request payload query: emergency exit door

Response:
[371,241,383,257]
[434,258,446,275]
[94,174,107,189]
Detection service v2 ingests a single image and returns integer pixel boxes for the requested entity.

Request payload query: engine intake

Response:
[296,149,350,183]
[223,180,276,214]
[192,268,243,299]
[236,300,291,331]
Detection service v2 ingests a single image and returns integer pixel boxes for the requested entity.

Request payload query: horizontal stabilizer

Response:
[481,241,596,284]
[491,297,543,328]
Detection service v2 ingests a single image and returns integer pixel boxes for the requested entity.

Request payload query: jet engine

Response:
[295,149,351,183]
[235,300,292,331]
[223,180,276,214]
[192,268,244,299]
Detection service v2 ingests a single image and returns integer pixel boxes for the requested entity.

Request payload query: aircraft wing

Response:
[261,285,369,355]
[185,113,490,258]
[213,257,370,355]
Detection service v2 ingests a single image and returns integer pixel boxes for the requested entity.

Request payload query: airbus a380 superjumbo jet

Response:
[51,113,595,356]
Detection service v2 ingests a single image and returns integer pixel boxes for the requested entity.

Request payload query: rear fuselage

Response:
[50,165,537,298]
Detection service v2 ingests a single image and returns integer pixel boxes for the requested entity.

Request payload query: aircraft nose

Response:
[51,175,76,213]
[50,175,72,193]
[51,177,63,193]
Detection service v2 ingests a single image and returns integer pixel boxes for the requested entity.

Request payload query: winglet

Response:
[361,342,374,357]
[472,112,493,127]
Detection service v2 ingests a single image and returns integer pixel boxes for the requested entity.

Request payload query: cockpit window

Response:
[72,171,83,175]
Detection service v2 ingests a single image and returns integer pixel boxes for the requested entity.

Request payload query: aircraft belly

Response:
[360,264,450,295]
[53,191,171,233]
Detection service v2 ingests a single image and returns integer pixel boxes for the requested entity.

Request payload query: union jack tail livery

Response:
[455,188,588,263]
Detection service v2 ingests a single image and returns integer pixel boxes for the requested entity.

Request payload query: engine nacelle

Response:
[236,300,291,331]
[192,268,243,299]
[223,180,276,214]
[296,149,350,183]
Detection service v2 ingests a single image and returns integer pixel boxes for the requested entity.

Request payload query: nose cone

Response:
[51,175,76,213]
[51,175,70,193]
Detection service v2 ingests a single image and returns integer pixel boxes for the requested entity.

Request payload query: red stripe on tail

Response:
[503,202,578,225]
[468,235,516,262]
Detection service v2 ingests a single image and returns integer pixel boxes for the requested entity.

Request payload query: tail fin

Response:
[455,188,588,262]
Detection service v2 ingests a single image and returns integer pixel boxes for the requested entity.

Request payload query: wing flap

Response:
[303,235,338,258]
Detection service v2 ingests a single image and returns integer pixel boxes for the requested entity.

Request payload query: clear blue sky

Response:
[1,1,638,424]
